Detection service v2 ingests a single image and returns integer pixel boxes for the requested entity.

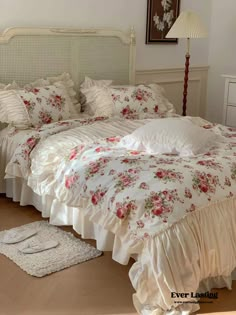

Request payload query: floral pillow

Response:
[82,84,174,118]
[25,73,81,116]
[111,85,160,118]
[21,84,72,125]
[0,83,72,127]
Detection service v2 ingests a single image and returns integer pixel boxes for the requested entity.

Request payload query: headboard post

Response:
[129,26,136,85]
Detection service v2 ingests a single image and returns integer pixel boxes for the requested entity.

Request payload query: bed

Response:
[0,27,236,315]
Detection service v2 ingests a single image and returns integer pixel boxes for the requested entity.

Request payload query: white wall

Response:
[207,0,236,123]
[0,0,211,70]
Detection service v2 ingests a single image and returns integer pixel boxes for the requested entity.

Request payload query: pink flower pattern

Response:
[192,171,221,200]
[110,86,161,118]
[231,163,236,180]
[50,119,236,242]
[114,170,140,192]
[10,116,108,178]
[85,157,112,180]
[65,174,79,189]
[139,182,150,190]
[19,85,70,126]
[154,168,184,183]
[13,135,40,164]
[144,190,183,223]
[9,115,236,243]
[185,188,192,199]
[197,159,223,171]
[115,200,137,219]
[90,188,108,205]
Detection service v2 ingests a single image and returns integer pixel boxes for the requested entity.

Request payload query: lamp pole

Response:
[182,38,190,116]
[166,11,207,116]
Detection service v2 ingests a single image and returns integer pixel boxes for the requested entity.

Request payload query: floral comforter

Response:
[5,116,109,179]
[14,116,235,243]
[4,115,236,315]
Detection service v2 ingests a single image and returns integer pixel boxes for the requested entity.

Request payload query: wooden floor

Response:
[0,195,236,315]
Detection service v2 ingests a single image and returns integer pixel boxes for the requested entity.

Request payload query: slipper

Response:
[19,240,59,254]
[0,228,37,244]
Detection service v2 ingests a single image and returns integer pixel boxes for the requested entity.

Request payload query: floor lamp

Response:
[166,11,207,116]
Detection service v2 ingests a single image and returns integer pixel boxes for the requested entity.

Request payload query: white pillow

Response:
[81,85,114,116]
[80,76,113,113]
[0,81,20,122]
[80,76,113,89]
[120,118,218,157]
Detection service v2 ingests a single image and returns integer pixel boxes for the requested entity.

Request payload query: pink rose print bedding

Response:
[5,116,236,315]
[19,85,72,126]
[26,119,236,243]
[110,86,162,118]
[5,116,108,179]
[5,113,171,180]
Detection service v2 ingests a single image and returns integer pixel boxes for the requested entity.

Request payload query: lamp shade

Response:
[166,11,207,38]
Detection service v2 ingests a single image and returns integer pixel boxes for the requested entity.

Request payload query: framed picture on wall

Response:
[146,0,180,44]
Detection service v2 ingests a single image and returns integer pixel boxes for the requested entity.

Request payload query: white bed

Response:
[0,27,236,315]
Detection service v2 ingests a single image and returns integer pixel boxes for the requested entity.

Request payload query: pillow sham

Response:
[0,81,19,90]
[148,83,175,113]
[25,72,81,116]
[119,118,219,157]
[80,76,113,112]
[0,81,20,123]
[0,83,72,127]
[81,84,175,118]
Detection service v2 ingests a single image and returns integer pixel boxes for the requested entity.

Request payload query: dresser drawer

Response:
[228,83,236,105]
[226,106,236,127]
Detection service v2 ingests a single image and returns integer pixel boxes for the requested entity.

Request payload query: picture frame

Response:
[146,0,180,44]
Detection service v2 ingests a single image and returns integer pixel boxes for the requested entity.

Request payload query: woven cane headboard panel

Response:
[0,27,136,88]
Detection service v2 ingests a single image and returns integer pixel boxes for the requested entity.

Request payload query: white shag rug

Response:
[0,221,102,277]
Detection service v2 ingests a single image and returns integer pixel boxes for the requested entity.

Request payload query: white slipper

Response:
[19,240,59,254]
[0,229,37,244]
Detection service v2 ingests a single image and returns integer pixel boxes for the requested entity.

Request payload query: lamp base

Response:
[182,53,190,116]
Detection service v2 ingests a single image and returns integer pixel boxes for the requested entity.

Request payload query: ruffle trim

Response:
[130,197,236,314]
[31,180,236,314]
[2,176,236,314]
[0,90,31,126]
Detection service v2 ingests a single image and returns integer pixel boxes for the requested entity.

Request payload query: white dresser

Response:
[223,75,236,127]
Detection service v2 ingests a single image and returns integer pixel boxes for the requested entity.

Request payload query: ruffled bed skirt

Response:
[2,177,236,315]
